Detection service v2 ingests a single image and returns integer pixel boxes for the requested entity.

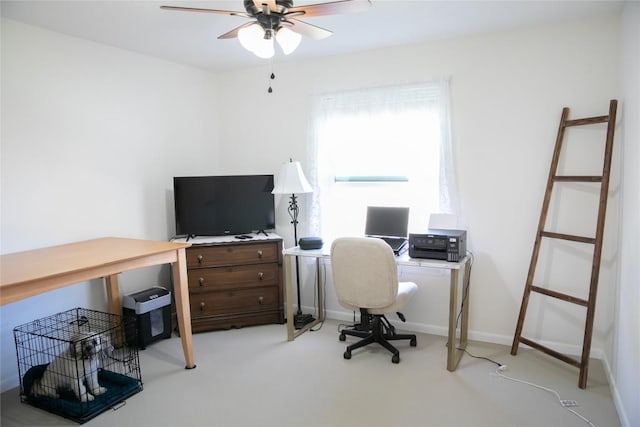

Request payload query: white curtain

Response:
[306,78,458,238]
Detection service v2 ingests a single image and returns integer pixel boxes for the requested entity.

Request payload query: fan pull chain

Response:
[268,59,275,93]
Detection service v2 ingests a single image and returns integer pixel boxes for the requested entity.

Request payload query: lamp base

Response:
[293,313,315,329]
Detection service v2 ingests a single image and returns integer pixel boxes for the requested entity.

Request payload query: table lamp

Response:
[272,159,314,329]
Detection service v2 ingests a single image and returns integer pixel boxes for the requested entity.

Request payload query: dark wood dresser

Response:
[184,236,284,332]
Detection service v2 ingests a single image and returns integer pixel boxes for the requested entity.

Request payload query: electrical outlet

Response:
[560,400,579,407]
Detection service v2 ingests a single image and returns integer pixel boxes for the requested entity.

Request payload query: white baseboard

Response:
[312,306,603,358]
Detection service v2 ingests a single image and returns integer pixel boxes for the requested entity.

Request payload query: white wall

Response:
[217,16,621,353]
[2,11,636,426]
[612,3,640,427]
[0,19,221,391]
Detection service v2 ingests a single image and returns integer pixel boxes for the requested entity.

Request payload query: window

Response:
[307,79,457,240]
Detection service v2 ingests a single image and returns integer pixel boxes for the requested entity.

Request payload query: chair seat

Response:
[339,281,418,314]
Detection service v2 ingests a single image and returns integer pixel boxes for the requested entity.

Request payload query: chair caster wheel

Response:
[344,351,351,360]
[339,333,346,342]
[410,338,417,347]
[392,354,400,364]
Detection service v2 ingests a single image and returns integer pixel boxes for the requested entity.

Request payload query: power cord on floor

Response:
[493,368,596,427]
[460,348,596,426]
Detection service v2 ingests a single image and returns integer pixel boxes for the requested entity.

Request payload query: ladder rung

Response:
[553,175,603,183]
[519,337,581,368]
[541,231,596,244]
[564,115,609,127]
[531,285,589,306]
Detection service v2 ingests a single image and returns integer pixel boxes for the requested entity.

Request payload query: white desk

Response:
[283,246,472,371]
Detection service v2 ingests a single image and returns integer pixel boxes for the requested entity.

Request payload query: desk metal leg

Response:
[285,254,295,341]
[285,255,324,341]
[172,248,196,369]
[460,258,471,350]
[446,258,471,371]
[316,259,325,322]
[447,269,459,371]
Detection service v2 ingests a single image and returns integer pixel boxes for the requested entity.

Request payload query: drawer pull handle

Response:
[258,296,264,305]
[198,277,205,286]
[197,255,203,264]
[199,302,205,312]
[257,250,263,258]
[258,272,264,280]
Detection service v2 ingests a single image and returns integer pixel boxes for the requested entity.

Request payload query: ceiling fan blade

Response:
[285,18,332,40]
[252,0,278,11]
[217,22,255,39]
[287,0,371,18]
[160,5,250,18]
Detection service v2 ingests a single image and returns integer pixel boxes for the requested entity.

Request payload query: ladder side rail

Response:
[511,107,570,355]
[578,99,618,388]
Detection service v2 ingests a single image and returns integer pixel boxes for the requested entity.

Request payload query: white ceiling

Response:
[0,0,624,73]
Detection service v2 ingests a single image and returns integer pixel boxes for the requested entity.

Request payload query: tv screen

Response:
[173,175,275,237]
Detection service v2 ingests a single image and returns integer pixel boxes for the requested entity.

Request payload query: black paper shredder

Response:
[123,286,172,349]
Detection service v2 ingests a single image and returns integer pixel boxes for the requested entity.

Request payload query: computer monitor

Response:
[364,206,410,238]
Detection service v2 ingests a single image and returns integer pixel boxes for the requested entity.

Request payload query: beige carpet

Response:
[1,319,620,426]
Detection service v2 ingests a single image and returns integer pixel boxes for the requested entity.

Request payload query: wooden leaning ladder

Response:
[511,99,618,389]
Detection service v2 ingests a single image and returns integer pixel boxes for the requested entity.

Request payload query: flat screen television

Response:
[173,175,275,237]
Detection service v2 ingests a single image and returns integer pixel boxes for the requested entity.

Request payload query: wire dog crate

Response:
[13,308,143,424]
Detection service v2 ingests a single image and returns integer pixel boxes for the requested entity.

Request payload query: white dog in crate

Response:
[32,332,108,402]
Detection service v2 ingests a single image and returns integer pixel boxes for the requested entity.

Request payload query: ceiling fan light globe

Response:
[276,27,302,55]
[238,23,265,52]
[252,37,275,59]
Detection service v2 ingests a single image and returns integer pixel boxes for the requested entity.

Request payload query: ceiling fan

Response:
[161,0,372,58]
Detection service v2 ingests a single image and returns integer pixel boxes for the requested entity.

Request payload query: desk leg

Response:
[285,255,323,341]
[285,254,295,341]
[105,275,123,347]
[172,248,196,369]
[105,275,121,316]
[316,259,325,322]
[459,258,471,351]
[446,260,472,371]
[447,269,459,371]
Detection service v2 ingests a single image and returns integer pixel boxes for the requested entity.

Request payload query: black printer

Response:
[409,229,467,262]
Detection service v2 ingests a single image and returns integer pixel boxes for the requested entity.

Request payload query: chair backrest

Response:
[330,237,399,310]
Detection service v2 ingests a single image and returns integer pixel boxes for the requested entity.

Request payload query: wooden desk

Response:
[0,237,196,369]
[283,246,471,371]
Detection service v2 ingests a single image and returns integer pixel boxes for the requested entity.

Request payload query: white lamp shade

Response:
[272,161,313,194]
[276,27,302,55]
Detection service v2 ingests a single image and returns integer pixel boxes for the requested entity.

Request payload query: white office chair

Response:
[330,237,418,363]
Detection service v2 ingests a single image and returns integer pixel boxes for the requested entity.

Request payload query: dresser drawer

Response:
[186,242,280,268]
[188,263,279,290]
[190,286,279,318]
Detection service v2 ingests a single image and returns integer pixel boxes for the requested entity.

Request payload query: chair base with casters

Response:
[339,309,417,364]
